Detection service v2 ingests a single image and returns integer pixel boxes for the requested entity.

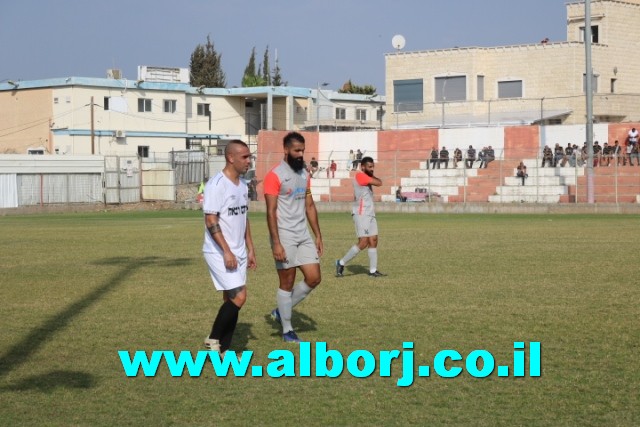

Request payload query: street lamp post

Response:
[316,82,329,132]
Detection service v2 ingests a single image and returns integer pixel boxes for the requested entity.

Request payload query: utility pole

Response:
[316,82,328,132]
[90,96,95,155]
[585,0,594,203]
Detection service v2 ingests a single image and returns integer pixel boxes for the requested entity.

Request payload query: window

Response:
[54,97,59,104]
[197,103,210,116]
[583,73,599,93]
[498,80,523,98]
[356,109,367,121]
[477,75,485,101]
[580,25,599,43]
[163,99,177,113]
[335,108,346,120]
[610,78,617,94]
[435,76,466,102]
[376,107,384,122]
[104,96,110,111]
[138,98,152,112]
[393,79,423,112]
[137,146,149,158]
[186,138,203,150]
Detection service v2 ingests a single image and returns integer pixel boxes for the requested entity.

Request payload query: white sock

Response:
[368,248,378,273]
[291,280,313,307]
[276,289,293,333]
[340,245,361,266]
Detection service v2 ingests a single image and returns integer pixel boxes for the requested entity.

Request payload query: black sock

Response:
[210,300,240,351]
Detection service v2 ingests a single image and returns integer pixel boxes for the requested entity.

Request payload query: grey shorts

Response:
[275,235,319,270]
[353,215,378,238]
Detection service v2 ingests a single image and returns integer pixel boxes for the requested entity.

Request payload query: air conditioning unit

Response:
[114,130,126,138]
[107,69,122,79]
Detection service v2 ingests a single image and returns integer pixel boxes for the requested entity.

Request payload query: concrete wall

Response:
[0,88,52,154]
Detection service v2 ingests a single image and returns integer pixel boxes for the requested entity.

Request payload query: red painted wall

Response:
[504,126,539,160]
[377,129,439,161]
[254,131,319,201]
[608,123,640,146]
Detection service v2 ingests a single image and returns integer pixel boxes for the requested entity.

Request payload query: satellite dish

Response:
[392,34,406,50]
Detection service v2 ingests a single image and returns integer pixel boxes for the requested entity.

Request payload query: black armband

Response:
[207,223,222,236]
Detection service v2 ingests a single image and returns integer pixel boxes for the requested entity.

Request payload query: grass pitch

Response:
[0,210,639,426]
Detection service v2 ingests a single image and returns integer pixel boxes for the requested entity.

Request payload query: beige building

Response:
[0,73,384,156]
[385,0,640,128]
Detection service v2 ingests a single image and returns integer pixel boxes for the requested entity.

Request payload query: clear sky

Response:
[1,0,569,94]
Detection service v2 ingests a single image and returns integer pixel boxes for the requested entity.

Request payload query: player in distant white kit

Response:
[336,156,385,277]
[202,140,257,354]
[263,132,323,343]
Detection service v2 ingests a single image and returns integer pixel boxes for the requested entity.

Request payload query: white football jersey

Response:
[202,171,249,257]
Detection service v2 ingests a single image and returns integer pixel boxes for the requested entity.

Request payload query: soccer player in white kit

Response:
[264,132,323,343]
[202,140,257,354]
[335,156,385,277]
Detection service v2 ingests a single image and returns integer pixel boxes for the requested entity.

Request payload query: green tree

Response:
[338,79,376,95]
[189,35,226,88]
[242,47,258,87]
[262,45,271,86]
[272,57,286,86]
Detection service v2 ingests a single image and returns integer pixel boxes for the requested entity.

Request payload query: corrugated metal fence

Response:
[0,152,221,208]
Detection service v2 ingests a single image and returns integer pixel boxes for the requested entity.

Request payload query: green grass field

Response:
[0,210,639,426]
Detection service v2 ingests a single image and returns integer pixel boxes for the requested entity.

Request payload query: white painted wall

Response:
[318,131,378,170]
[439,127,506,158]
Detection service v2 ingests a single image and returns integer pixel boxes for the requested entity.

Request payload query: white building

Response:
[0,69,385,157]
[385,0,640,128]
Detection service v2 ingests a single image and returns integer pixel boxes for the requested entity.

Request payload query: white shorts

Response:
[353,215,378,238]
[203,251,247,291]
[275,235,319,270]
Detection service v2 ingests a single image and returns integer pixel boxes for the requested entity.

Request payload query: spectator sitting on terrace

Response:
[309,157,319,177]
[439,146,449,169]
[453,147,462,168]
[580,143,588,166]
[602,143,612,167]
[553,143,564,167]
[429,147,439,169]
[624,140,633,166]
[396,186,407,202]
[542,145,553,167]
[485,146,495,168]
[479,147,491,168]
[593,141,603,167]
[516,162,528,186]
[564,143,574,167]
[612,140,622,166]
[466,145,476,169]
[630,143,640,166]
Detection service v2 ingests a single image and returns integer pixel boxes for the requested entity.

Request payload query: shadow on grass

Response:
[0,370,96,393]
[346,265,370,276]
[265,310,318,338]
[232,323,257,352]
[0,256,195,388]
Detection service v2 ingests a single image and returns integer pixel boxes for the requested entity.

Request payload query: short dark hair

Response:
[225,139,248,158]
[283,131,305,147]
[224,139,249,160]
[361,156,374,165]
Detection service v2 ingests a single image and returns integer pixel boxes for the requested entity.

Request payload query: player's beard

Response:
[364,169,374,177]
[287,155,305,172]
